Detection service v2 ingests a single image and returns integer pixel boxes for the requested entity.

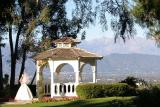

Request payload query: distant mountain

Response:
[2,51,160,82]
[98,53,160,73]
[3,36,160,82]
[51,53,160,82]
[97,53,160,82]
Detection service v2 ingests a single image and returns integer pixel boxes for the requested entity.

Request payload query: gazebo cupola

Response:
[53,37,81,48]
[34,37,103,98]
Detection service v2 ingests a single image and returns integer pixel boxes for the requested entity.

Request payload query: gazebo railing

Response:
[44,84,51,95]
[44,83,78,97]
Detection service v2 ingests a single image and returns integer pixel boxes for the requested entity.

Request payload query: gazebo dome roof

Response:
[53,37,81,44]
[33,47,102,60]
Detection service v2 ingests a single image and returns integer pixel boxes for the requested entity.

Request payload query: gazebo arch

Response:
[54,63,75,83]
[80,63,93,82]
[34,37,103,98]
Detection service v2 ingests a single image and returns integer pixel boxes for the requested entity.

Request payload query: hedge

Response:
[135,86,160,107]
[76,83,136,99]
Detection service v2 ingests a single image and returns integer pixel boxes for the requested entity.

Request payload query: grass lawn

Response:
[0,97,136,107]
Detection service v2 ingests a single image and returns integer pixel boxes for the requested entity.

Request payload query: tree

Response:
[16,0,41,83]
[0,0,14,89]
[6,0,41,86]
[0,27,5,90]
[72,0,134,42]
[132,0,160,42]
[39,0,84,48]
[1,0,153,87]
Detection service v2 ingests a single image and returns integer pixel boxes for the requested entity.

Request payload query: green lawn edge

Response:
[1,96,136,107]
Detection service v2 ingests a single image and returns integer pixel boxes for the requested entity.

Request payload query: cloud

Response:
[78,37,160,56]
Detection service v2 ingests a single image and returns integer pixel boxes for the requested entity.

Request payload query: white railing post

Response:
[57,83,60,96]
[51,83,78,97]
[54,84,56,96]
[66,84,68,96]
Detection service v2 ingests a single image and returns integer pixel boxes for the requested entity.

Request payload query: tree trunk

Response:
[0,46,3,90]
[9,22,23,87]
[18,47,26,83]
[37,67,44,99]
[9,24,16,87]
[30,70,36,85]
[14,22,23,60]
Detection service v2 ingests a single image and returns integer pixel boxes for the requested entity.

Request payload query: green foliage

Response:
[40,6,84,48]
[120,76,138,88]
[0,86,10,97]
[0,85,19,98]
[103,83,135,97]
[0,0,14,24]
[132,0,160,43]
[120,76,148,88]
[76,83,136,99]
[135,85,160,107]
[37,71,45,100]
[76,84,103,99]
[39,6,50,23]
[37,80,45,99]
[3,74,9,87]
[1,97,135,107]
[132,0,160,26]
[0,74,12,97]
[73,0,134,42]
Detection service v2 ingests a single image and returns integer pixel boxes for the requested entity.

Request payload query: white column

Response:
[75,72,79,84]
[51,72,54,97]
[36,61,41,85]
[48,60,54,83]
[93,71,96,83]
[36,61,40,96]
[92,61,97,83]
[48,60,54,98]
[74,60,80,84]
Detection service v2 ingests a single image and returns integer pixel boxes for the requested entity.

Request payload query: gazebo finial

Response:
[53,37,81,48]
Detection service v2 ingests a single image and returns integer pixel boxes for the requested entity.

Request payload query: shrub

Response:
[28,85,36,96]
[76,84,103,99]
[120,76,138,88]
[135,86,160,107]
[120,76,148,88]
[103,83,135,96]
[37,80,45,99]
[37,70,45,100]
[76,83,135,99]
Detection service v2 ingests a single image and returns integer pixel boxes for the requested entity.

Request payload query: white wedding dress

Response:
[15,73,33,101]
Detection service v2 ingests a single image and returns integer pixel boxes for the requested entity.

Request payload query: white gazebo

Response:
[34,37,103,98]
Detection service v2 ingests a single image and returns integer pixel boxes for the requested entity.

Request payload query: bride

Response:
[15,73,33,101]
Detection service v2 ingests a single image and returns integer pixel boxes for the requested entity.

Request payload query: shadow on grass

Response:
[0,103,3,107]
[42,99,136,107]
[0,98,11,107]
